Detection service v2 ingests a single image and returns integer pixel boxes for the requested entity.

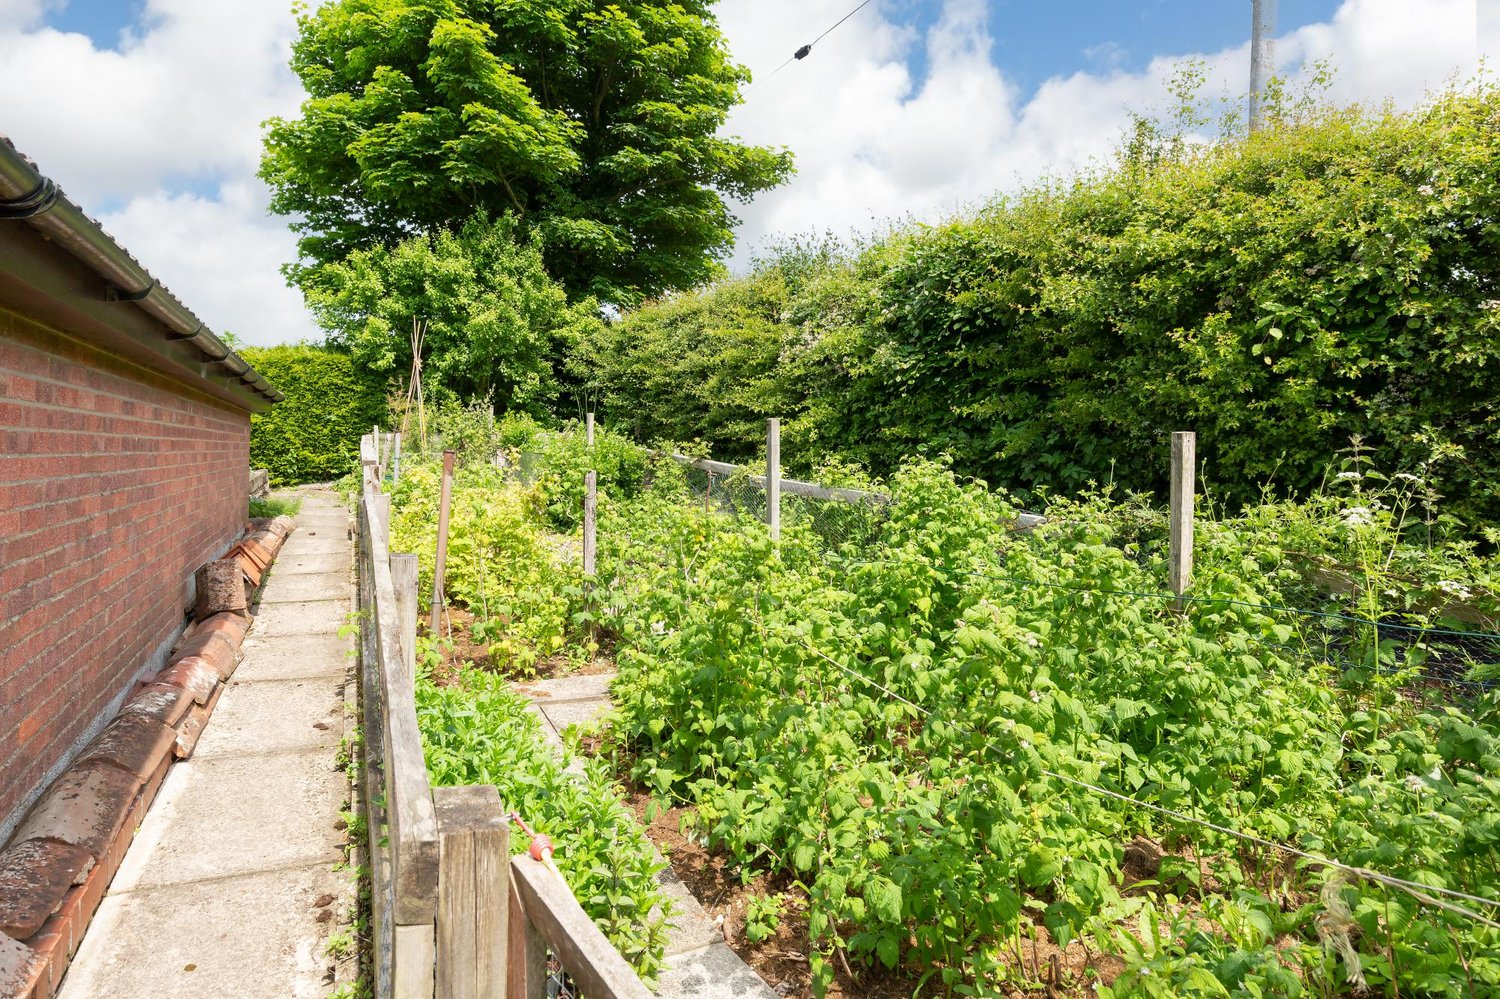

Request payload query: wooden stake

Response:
[392,432,403,483]
[431,450,456,634]
[583,471,597,577]
[766,418,781,542]
[586,412,595,448]
[1170,431,1196,607]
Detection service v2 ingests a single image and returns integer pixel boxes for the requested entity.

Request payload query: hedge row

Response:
[242,344,387,486]
[579,88,1500,527]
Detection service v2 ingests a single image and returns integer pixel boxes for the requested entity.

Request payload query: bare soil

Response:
[424,604,615,686]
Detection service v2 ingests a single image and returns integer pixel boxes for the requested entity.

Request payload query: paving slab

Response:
[61,486,356,999]
[539,698,611,735]
[58,863,342,999]
[656,942,779,999]
[236,632,353,682]
[256,571,354,605]
[514,671,614,704]
[272,552,354,576]
[108,747,344,892]
[277,541,355,558]
[250,599,350,638]
[191,678,345,760]
[514,672,778,999]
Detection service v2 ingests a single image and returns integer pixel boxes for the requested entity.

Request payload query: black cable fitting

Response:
[107,280,156,303]
[0,178,59,220]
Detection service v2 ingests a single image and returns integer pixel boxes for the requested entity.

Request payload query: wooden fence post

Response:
[434,785,510,999]
[766,418,781,542]
[508,878,547,999]
[583,471,597,577]
[1170,431,1196,608]
[586,412,595,448]
[431,450,456,635]
[393,432,403,483]
[391,554,420,680]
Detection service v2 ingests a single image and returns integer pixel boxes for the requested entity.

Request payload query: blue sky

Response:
[46,0,1342,97]
[893,1,1344,95]
[2,0,1480,344]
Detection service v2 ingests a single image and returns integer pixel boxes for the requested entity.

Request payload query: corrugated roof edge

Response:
[0,135,283,406]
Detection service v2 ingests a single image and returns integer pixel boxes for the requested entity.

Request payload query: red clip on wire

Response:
[505,812,563,877]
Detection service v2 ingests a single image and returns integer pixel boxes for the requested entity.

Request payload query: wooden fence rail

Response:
[357,433,654,999]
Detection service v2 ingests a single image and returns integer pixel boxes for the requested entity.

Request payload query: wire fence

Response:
[401,431,1500,694]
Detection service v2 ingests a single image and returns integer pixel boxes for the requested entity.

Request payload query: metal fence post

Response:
[766,418,781,542]
[1170,431,1196,608]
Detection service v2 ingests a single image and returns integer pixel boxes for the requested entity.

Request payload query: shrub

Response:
[243,344,387,486]
[582,88,1500,527]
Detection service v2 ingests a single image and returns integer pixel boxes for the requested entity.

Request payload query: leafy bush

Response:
[581,88,1500,526]
[597,460,1500,996]
[243,344,387,485]
[416,652,671,980]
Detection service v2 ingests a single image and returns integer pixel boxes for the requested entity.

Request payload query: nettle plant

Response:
[595,459,1500,997]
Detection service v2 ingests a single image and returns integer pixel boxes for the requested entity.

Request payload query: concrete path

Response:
[517,674,778,999]
[59,488,357,999]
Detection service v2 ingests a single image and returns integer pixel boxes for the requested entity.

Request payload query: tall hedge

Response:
[580,88,1500,525]
[242,344,387,486]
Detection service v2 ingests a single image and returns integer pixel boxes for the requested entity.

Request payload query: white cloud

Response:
[719,0,1482,268]
[98,181,317,347]
[0,0,317,346]
[0,0,1484,344]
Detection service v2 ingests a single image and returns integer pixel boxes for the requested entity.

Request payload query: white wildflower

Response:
[1029,690,1042,703]
[1429,764,1444,782]
[1404,774,1426,793]
[1336,471,1361,481]
[1020,740,1032,750]
[1024,634,1040,648]
[1394,472,1424,483]
[1003,719,1016,732]
[1418,183,1435,196]
[1484,299,1500,312]
[1343,507,1373,527]
[650,620,666,636]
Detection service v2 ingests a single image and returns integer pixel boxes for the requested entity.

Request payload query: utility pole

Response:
[1249,0,1277,132]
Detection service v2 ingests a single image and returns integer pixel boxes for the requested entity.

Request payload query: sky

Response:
[0,0,1485,346]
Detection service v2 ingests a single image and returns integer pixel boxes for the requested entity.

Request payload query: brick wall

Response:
[0,308,250,838]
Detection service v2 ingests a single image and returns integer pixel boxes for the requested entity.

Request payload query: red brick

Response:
[76,714,176,782]
[7,763,141,864]
[0,840,94,941]
[151,659,219,705]
[117,686,192,728]
[172,683,225,760]
[0,934,46,999]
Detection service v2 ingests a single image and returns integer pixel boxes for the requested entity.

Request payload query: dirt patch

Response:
[623,789,1122,999]
[423,605,615,685]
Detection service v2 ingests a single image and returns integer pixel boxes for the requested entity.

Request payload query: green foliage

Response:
[416,651,671,980]
[390,432,1500,995]
[249,495,303,519]
[584,88,1500,525]
[261,0,793,304]
[242,344,387,486]
[390,459,591,673]
[308,214,602,413]
[592,460,1500,996]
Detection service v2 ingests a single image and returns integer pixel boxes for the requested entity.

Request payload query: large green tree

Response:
[307,214,601,413]
[262,0,792,303]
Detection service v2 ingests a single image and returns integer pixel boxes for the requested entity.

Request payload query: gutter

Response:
[0,139,282,405]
